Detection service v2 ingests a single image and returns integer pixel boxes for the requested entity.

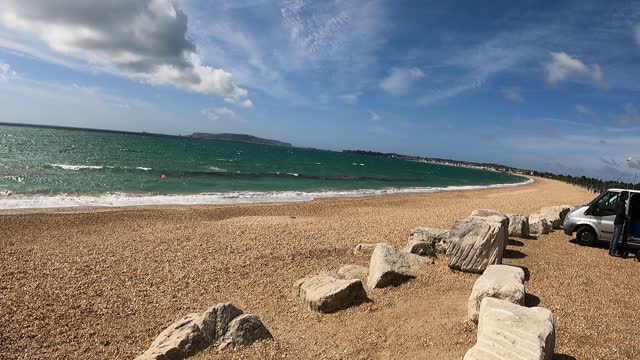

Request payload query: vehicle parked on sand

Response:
[563,188,640,246]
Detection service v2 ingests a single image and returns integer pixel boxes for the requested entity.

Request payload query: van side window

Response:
[592,191,620,216]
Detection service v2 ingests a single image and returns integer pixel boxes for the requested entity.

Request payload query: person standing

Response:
[610,191,630,257]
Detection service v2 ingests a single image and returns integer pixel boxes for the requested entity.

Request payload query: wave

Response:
[49,163,103,171]
[136,167,152,171]
[0,179,533,209]
[208,166,227,173]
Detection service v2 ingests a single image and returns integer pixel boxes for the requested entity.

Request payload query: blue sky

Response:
[0,0,640,180]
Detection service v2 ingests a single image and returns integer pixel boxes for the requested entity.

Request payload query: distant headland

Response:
[0,122,292,147]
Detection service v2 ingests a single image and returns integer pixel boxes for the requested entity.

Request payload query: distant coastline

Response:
[0,122,291,147]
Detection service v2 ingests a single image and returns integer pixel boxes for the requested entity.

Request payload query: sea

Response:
[0,124,528,209]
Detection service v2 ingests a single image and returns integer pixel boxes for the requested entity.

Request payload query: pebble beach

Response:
[2,177,638,359]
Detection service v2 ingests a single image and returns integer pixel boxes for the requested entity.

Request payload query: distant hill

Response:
[190,133,292,147]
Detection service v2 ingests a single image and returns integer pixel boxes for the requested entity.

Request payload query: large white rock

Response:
[135,303,243,360]
[464,298,555,360]
[529,213,552,235]
[539,206,571,229]
[468,265,526,323]
[293,274,368,313]
[446,218,505,274]
[218,314,272,351]
[408,227,450,254]
[368,243,433,288]
[470,210,510,250]
[507,214,530,238]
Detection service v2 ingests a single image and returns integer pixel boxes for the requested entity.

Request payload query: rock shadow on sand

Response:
[508,239,525,247]
[503,249,527,259]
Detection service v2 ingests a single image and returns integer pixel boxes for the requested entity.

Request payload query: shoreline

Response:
[0,177,533,211]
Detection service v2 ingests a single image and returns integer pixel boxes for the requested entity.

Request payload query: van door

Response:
[589,191,620,242]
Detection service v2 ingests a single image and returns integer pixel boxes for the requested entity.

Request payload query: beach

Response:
[1,177,638,359]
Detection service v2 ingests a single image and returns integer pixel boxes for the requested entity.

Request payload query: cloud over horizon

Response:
[380,67,424,95]
[545,52,604,86]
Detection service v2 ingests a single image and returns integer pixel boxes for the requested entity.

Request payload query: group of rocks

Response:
[293,204,572,360]
[135,303,272,360]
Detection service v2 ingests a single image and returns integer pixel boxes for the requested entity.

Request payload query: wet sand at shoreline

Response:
[2,178,638,359]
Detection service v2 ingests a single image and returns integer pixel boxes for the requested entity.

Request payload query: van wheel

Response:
[576,227,597,246]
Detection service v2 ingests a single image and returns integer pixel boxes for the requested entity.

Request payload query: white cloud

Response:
[501,87,524,103]
[380,67,425,95]
[369,111,382,121]
[338,92,362,104]
[635,24,640,46]
[545,52,604,86]
[576,104,593,115]
[224,97,254,108]
[614,103,640,127]
[201,107,242,122]
[0,62,16,80]
[1,0,251,104]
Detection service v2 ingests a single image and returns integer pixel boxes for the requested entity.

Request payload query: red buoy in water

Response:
[161,174,167,180]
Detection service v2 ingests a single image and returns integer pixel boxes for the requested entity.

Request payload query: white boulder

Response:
[470,210,510,250]
[507,214,530,238]
[135,303,244,360]
[218,314,272,351]
[464,298,555,360]
[539,205,571,229]
[408,227,450,254]
[529,213,552,235]
[368,243,433,288]
[467,265,526,323]
[293,274,368,313]
[446,218,505,273]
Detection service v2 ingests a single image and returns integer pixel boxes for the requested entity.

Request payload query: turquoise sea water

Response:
[0,125,526,208]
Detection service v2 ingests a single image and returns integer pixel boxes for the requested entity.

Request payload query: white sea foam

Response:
[209,166,227,173]
[0,179,533,210]
[136,167,152,171]
[50,164,104,171]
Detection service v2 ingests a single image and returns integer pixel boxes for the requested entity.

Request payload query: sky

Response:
[0,0,640,180]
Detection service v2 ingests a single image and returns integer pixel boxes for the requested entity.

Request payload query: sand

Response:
[1,177,638,360]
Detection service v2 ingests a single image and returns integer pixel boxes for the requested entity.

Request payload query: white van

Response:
[563,188,640,246]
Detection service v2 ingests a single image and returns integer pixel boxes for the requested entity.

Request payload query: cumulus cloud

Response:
[201,107,242,122]
[0,62,16,80]
[224,97,254,108]
[380,67,425,95]
[369,111,382,121]
[501,87,524,103]
[545,52,603,86]
[614,103,640,127]
[1,0,250,104]
[576,104,593,115]
[338,92,362,104]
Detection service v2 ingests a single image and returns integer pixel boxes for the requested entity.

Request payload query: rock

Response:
[464,298,555,360]
[446,218,505,274]
[470,210,510,250]
[404,239,436,257]
[506,214,530,238]
[337,265,369,281]
[135,303,243,360]
[539,205,572,229]
[353,243,377,255]
[293,274,368,313]
[408,227,450,254]
[467,265,526,323]
[218,314,272,351]
[367,243,432,288]
[529,213,552,235]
